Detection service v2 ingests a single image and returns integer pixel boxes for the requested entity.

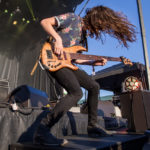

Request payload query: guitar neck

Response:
[70,53,122,62]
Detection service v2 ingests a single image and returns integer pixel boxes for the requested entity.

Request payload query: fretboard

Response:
[69,53,122,62]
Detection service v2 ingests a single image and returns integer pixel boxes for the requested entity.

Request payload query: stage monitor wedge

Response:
[9,85,49,108]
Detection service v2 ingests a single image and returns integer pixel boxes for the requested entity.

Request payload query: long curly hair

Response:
[83,5,136,48]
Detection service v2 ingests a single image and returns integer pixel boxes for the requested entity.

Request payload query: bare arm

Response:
[40,17,63,56]
[74,58,107,66]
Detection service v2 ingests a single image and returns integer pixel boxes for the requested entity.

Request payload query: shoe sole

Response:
[61,139,69,146]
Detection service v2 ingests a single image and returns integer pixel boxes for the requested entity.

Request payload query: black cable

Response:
[0,101,10,108]
[45,70,61,100]
[15,108,34,115]
[78,0,90,16]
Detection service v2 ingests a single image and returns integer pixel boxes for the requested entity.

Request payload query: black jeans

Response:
[41,68,100,128]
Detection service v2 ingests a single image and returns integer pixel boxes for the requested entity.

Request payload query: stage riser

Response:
[0,108,105,150]
[9,134,148,150]
[0,107,127,150]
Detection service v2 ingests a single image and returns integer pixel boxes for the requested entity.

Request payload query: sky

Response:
[74,0,150,97]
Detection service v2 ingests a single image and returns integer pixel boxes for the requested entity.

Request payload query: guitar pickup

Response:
[54,63,61,68]
[46,50,52,59]
[57,63,61,66]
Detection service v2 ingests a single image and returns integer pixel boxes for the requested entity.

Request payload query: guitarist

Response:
[33,5,136,146]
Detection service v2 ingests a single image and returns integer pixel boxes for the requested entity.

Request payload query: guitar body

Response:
[41,42,87,72]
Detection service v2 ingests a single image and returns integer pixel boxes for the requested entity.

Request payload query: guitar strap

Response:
[30,37,53,76]
[30,55,41,76]
[82,29,88,51]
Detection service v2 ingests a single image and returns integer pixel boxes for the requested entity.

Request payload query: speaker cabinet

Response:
[120,90,150,133]
[9,85,49,107]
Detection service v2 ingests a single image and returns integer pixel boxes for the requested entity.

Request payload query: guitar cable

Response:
[45,69,62,101]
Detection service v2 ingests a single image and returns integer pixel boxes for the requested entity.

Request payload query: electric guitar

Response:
[40,42,133,72]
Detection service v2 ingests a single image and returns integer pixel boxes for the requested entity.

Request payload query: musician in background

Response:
[33,5,136,146]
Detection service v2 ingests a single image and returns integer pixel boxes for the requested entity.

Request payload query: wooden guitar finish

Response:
[41,42,132,72]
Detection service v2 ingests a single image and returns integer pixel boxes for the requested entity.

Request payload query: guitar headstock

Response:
[120,56,133,66]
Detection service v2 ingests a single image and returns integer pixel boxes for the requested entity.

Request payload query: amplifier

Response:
[120,90,150,133]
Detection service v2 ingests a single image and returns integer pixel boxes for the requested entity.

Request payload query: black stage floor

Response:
[9,133,148,150]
